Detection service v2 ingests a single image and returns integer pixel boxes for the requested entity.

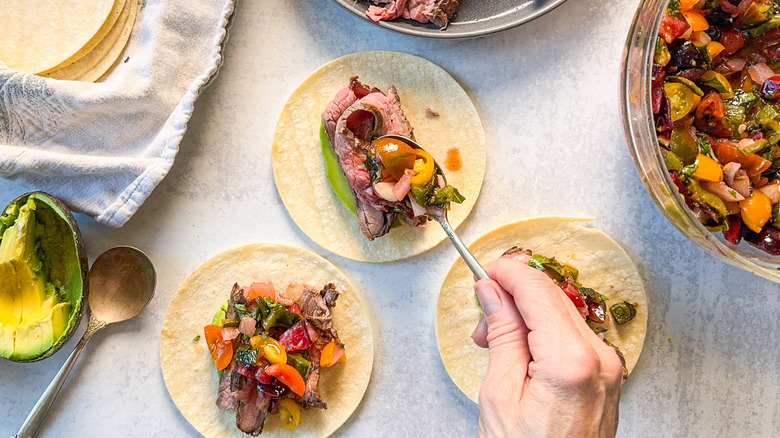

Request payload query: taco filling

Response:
[321,77,464,240]
[205,281,346,436]
[501,247,638,328]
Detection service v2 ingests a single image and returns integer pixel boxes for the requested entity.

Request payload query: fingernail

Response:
[475,280,502,316]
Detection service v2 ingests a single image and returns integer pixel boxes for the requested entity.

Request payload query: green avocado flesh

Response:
[0,196,83,361]
[320,123,357,216]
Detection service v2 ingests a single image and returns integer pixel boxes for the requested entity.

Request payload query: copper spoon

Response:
[14,246,156,438]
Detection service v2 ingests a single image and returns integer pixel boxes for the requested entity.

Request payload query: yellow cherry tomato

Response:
[320,340,346,367]
[249,335,267,350]
[739,190,772,233]
[278,398,301,430]
[664,82,701,121]
[409,149,435,185]
[692,154,723,182]
[263,338,287,364]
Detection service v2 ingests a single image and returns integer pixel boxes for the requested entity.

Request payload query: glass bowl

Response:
[620,0,780,283]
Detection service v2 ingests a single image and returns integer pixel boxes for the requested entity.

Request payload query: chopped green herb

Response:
[193,335,201,342]
[580,287,609,303]
[235,345,258,365]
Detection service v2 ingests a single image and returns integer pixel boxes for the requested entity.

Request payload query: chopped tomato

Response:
[559,279,586,309]
[373,137,417,181]
[320,340,347,367]
[265,363,305,396]
[659,13,690,44]
[719,30,745,55]
[694,93,732,137]
[204,324,233,370]
[712,139,772,177]
[279,321,312,352]
[245,281,275,301]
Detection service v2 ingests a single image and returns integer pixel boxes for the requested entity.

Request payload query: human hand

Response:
[471,257,625,438]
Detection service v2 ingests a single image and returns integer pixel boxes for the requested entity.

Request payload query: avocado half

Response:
[0,192,88,362]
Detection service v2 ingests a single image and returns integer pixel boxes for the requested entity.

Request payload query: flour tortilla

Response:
[272,51,486,262]
[43,0,137,81]
[0,0,124,74]
[436,217,648,402]
[160,244,374,438]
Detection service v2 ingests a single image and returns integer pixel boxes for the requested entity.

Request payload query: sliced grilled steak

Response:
[292,285,343,409]
[323,80,414,240]
[235,383,268,436]
[404,0,460,27]
[367,0,460,28]
[501,246,532,264]
[216,358,238,411]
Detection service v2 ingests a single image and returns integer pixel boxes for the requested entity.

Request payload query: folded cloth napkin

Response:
[0,0,236,227]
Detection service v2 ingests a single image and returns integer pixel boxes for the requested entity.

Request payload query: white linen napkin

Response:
[0,0,236,227]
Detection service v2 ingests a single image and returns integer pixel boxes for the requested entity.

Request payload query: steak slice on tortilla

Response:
[322,78,415,240]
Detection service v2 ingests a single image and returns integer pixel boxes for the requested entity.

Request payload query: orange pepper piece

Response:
[739,190,772,233]
[692,154,723,182]
[683,10,709,32]
[320,340,347,367]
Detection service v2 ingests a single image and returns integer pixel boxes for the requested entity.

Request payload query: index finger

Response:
[485,257,583,340]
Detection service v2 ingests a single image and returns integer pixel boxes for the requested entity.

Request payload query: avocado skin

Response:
[0,192,88,362]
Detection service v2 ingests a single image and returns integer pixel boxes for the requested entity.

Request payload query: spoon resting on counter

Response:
[14,246,156,438]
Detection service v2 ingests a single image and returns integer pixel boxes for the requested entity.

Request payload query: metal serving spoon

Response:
[378,134,488,281]
[14,246,156,438]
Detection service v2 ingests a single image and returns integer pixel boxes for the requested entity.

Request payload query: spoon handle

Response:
[434,216,488,280]
[14,315,105,438]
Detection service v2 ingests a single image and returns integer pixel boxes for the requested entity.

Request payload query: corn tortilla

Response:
[272,51,486,262]
[436,217,648,402]
[160,244,374,438]
[43,0,137,82]
[0,0,124,74]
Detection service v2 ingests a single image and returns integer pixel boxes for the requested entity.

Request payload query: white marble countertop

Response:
[2,1,779,436]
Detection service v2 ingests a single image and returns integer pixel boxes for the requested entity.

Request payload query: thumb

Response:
[475,279,531,372]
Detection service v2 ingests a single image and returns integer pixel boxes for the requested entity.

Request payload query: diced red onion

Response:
[692,31,711,46]
[373,181,397,202]
[238,317,256,337]
[731,170,752,198]
[748,63,776,85]
[221,326,240,341]
[392,170,412,201]
[723,162,741,183]
[703,181,745,202]
[723,57,747,72]
[759,181,780,203]
[409,195,427,217]
[437,174,446,188]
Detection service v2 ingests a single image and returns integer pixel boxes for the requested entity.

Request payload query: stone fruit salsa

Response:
[205,281,346,435]
[654,0,780,254]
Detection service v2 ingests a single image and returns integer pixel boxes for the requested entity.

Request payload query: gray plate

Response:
[332,0,569,38]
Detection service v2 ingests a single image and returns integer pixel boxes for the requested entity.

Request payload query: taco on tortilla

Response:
[436,217,648,402]
[272,51,486,262]
[160,244,374,438]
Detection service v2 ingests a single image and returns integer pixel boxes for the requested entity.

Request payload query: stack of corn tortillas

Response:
[0,0,139,82]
